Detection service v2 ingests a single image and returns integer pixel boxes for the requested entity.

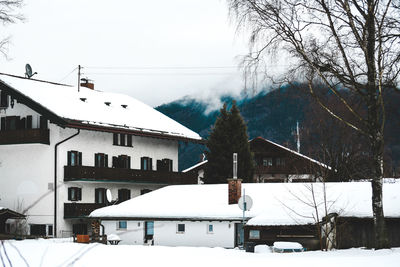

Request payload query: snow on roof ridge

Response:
[182,160,208,173]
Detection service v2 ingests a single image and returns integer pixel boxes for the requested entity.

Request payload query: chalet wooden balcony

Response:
[0,128,49,145]
[64,203,106,218]
[64,165,197,185]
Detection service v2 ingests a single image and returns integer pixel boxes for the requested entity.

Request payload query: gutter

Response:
[54,129,80,237]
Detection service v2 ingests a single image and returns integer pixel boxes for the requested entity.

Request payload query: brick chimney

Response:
[227,178,242,204]
[80,78,94,90]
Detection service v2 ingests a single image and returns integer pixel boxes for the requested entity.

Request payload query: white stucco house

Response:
[0,73,202,237]
[89,180,400,249]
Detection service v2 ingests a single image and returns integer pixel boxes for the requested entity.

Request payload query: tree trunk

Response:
[370,129,389,248]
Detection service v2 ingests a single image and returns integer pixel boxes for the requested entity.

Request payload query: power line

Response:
[85,66,239,70]
[85,72,242,76]
[58,67,78,82]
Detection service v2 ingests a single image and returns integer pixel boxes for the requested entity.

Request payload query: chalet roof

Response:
[250,136,330,169]
[89,181,400,226]
[0,207,26,219]
[0,74,201,142]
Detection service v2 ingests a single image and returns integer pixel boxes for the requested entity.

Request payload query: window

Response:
[30,224,46,236]
[207,224,214,234]
[249,230,260,239]
[95,188,106,204]
[47,225,53,236]
[39,116,48,129]
[145,221,154,239]
[157,158,173,172]
[263,158,273,167]
[113,133,133,147]
[141,157,153,171]
[118,189,131,202]
[0,90,8,108]
[276,157,285,166]
[177,223,185,233]
[112,155,131,169]
[68,187,82,201]
[68,151,82,166]
[117,221,127,230]
[94,153,108,168]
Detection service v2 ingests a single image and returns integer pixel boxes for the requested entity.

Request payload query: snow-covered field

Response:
[1,239,400,267]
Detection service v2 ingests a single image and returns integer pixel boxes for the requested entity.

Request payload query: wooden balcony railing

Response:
[0,128,49,145]
[64,203,106,218]
[64,165,197,185]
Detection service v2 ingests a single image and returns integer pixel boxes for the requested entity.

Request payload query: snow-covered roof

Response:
[90,181,400,226]
[251,136,330,169]
[0,74,201,141]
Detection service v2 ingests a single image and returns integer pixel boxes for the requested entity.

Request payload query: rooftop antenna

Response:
[233,153,238,179]
[296,121,301,153]
[25,64,37,78]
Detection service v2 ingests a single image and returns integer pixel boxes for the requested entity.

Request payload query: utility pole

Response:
[78,65,81,92]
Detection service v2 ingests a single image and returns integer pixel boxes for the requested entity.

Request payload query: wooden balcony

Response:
[64,165,197,185]
[0,128,49,145]
[64,203,106,218]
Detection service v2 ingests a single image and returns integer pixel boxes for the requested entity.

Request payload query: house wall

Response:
[0,96,181,237]
[102,220,237,248]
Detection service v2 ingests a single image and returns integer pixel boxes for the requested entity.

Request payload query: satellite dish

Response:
[106,189,112,203]
[238,195,253,211]
[25,64,37,78]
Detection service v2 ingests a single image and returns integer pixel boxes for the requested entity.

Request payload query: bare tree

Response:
[228,0,400,248]
[0,0,23,57]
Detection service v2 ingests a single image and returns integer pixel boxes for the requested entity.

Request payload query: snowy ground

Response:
[1,239,400,267]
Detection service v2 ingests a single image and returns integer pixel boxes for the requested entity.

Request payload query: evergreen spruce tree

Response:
[204,101,254,183]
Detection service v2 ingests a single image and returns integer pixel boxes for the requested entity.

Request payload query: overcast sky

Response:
[0,0,252,107]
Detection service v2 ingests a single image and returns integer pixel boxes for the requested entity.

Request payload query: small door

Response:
[235,223,244,247]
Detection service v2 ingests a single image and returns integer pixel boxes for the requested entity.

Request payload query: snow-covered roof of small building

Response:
[0,74,201,141]
[90,181,400,225]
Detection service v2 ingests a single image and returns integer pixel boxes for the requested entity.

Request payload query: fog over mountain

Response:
[156,85,400,173]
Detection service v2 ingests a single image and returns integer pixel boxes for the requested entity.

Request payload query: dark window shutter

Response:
[149,158,153,170]
[157,160,162,171]
[112,156,117,168]
[26,116,32,129]
[0,91,8,108]
[68,187,72,200]
[169,160,173,172]
[105,154,108,167]
[40,116,48,129]
[78,188,82,201]
[127,156,131,169]
[127,135,132,147]
[78,152,82,166]
[18,117,26,130]
[126,189,131,200]
[95,188,99,203]
[113,133,118,145]
[67,151,72,166]
[94,153,98,167]
[1,117,5,131]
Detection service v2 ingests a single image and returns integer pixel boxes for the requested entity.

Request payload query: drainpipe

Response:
[54,129,80,237]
